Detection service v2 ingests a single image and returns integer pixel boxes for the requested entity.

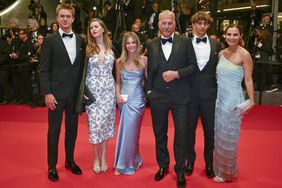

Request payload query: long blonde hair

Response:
[86,18,112,57]
[119,32,142,68]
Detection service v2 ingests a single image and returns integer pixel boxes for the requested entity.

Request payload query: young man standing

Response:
[40,3,85,182]
[185,11,221,179]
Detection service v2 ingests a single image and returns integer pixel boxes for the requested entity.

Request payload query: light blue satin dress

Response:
[213,55,245,181]
[114,68,146,175]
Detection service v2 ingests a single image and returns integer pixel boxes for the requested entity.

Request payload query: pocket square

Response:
[84,85,96,106]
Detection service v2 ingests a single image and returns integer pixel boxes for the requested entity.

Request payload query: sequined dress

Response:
[213,55,245,181]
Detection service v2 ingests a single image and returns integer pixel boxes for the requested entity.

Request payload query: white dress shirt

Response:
[161,33,174,61]
[59,28,76,64]
[192,34,210,71]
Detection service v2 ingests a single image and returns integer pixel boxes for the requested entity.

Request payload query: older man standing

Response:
[146,10,196,188]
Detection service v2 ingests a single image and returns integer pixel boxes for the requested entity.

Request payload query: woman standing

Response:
[213,24,255,182]
[114,32,147,175]
[80,18,116,174]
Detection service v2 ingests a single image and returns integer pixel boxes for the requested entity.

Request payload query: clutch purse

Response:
[234,99,250,117]
[84,85,96,106]
[120,94,128,102]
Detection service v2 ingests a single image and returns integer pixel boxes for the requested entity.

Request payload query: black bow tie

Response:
[196,37,207,44]
[62,33,73,38]
[161,37,172,45]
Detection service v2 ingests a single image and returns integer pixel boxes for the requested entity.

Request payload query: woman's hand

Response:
[116,95,124,105]
[242,101,255,115]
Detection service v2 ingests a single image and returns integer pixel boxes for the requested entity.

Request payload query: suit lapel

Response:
[73,34,81,65]
[168,35,181,63]
[54,31,72,64]
[201,37,216,71]
[152,38,160,71]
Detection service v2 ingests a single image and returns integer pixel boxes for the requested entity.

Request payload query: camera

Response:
[138,30,147,35]
[115,0,125,10]
[185,26,193,38]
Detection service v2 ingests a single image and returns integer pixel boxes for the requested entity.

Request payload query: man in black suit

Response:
[40,3,85,182]
[102,1,116,33]
[146,2,159,39]
[185,11,221,179]
[146,10,196,188]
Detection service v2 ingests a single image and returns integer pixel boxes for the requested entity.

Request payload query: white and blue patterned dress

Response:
[213,55,245,181]
[85,53,116,144]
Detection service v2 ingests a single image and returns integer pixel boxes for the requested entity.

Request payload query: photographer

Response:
[131,22,146,52]
[28,0,37,18]
[10,29,35,106]
[254,29,275,92]
[102,1,117,33]
[178,5,192,35]
[0,36,12,105]
[259,14,273,36]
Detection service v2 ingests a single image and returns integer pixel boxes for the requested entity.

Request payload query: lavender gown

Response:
[114,69,146,174]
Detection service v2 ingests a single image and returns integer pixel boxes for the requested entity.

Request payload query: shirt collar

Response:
[59,28,74,37]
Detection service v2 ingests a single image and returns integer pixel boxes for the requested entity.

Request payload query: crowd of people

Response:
[0,0,281,187]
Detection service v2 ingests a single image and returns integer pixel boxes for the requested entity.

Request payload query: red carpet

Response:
[0,105,282,188]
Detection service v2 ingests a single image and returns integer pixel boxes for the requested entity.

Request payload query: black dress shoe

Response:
[177,173,186,188]
[48,168,59,182]
[154,167,169,181]
[185,162,194,176]
[65,161,82,175]
[206,165,215,178]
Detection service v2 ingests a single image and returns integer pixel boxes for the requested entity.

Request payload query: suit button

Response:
[166,86,170,89]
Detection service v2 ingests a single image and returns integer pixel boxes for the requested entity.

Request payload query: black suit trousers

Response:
[47,97,78,168]
[150,101,189,174]
[187,99,215,165]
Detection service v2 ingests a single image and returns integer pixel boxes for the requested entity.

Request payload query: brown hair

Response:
[56,3,75,16]
[225,23,244,46]
[191,11,213,24]
[225,23,243,35]
[86,18,112,57]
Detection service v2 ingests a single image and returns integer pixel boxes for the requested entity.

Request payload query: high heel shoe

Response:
[93,166,101,174]
[101,159,108,172]
[213,176,226,183]
[101,164,108,172]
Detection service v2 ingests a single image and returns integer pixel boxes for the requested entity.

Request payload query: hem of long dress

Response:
[115,162,142,175]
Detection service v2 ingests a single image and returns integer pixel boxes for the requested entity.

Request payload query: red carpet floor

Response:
[0,105,282,188]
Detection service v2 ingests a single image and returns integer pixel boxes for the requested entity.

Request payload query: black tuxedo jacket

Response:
[40,31,85,101]
[146,34,197,104]
[189,38,221,100]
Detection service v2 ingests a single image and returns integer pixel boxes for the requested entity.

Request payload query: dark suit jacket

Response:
[75,57,88,114]
[189,38,221,100]
[40,31,85,101]
[146,34,197,104]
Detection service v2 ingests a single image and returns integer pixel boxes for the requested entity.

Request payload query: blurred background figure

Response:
[48,22,59,35]
[146,2,159,39]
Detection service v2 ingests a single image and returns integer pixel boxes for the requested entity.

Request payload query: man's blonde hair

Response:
[56,3,75,16]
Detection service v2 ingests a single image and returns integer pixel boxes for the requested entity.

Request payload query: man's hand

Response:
[162,70,179,83]
[45,94,57,111]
